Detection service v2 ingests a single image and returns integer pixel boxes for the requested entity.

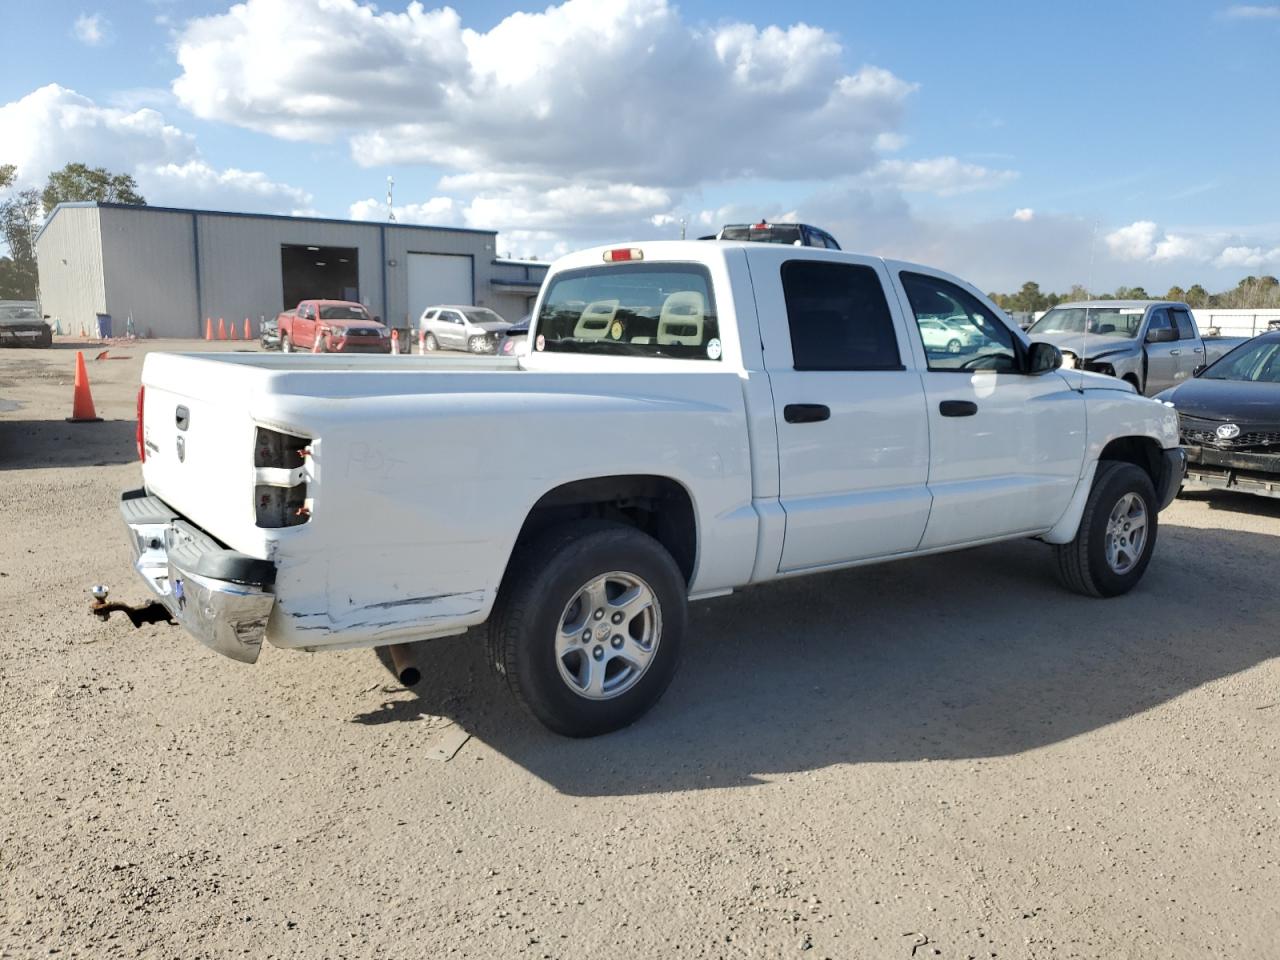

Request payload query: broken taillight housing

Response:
[253,426,311,527]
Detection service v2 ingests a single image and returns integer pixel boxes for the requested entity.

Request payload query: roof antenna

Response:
[1077,217,1100,393]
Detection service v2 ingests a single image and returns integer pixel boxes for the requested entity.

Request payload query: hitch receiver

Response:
[89,584,174,629]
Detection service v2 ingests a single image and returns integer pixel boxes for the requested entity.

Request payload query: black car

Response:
[495,314,530,356]
[0,301,52,348]
[1155,331,1280,499]
[709,221,841,250]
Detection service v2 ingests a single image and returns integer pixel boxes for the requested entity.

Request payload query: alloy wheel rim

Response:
[554,571,661,700]
[1104,492,1148,575]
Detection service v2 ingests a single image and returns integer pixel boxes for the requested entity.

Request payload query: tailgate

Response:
[140,353,299,559]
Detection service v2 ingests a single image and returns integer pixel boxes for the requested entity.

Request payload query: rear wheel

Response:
[281,335,292,353]
[487,521,686,737]
[1055,461,1158,598]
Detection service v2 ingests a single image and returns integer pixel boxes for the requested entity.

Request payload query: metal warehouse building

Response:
[35,202,547,338]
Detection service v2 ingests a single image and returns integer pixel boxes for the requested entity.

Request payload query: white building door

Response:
[407,253,473,322]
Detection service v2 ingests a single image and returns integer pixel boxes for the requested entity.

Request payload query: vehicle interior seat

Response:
[575,300,618,339]
[657,291,705,345]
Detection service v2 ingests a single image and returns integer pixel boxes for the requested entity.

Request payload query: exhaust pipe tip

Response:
[387,643,421,687]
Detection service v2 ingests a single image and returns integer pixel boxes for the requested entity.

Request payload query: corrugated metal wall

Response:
[36,203,549,337]
[384,225,494,325]
[35,206,104,334]
[100,206,199,338]
[196,214,384,332]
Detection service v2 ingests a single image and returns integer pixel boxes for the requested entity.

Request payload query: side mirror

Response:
[1027,341,1062,374]
[1145,326,1177,343]
[1193,364,1207,377]
[373,315,381,324]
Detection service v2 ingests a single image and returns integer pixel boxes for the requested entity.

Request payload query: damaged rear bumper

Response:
[121,488,276,663]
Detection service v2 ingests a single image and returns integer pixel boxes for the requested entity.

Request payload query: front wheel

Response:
[469,335,489,354]
[487,521,686,737]
[281,335,292,353]
[1054,461,1158,597]
[946,338,962,354]
[424,333,438,352]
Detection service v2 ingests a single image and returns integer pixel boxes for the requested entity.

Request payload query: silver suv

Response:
[418,305,512,354]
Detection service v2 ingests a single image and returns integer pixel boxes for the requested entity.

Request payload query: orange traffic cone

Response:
[391,329,400,355]
[205,317,213,340]
[66,351,103,423]
[312,331,322,353]
[229,318,239,340]
[218,317,226,340]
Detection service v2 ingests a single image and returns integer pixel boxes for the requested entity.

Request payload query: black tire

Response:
[424,333,438,352]
[946,338,961,354]
[469,335,487,354]
[281,335,292,353]
[487,520,686,737]
[1054,461,1158,598]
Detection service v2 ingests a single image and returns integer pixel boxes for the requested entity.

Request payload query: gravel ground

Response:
[2,340,1278,959]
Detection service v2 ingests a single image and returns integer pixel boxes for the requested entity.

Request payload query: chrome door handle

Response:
[1170,349,1181,355]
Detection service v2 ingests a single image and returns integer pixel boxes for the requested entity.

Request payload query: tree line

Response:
[0,163,146,300]
[989,277,1280,314]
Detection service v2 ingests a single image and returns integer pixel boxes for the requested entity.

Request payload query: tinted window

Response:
[900,272,1019,372]
[1171,308,1196,340]
[319,305,368,320]
[1148,308,1172,331]
[536,264,720,361]
[781,261,900,370]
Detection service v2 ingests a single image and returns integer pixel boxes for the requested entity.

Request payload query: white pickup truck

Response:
[115,241,1184,736]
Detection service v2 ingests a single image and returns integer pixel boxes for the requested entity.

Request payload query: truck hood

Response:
[1031,331,1136,361]
[1157,377,1280,424]
[323,319,384,333]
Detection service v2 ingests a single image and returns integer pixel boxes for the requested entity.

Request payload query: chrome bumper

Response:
[121,490,276,663]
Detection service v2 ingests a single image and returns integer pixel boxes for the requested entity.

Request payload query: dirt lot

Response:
[2,339,1278,959]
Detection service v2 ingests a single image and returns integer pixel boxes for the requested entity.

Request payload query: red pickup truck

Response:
[277,300,392,354]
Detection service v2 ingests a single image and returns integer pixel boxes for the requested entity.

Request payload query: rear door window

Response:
[781,261,901,370]
[535,264,720,360]
[1171,308,1197,340]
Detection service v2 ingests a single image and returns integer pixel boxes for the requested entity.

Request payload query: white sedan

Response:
[917,317,979,354]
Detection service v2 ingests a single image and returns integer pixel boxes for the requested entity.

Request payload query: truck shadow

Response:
[359,522,1280,797]
[0,419,139,469]
[1175,489,1280,519]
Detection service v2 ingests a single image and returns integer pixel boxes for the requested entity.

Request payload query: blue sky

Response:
[2,0,1279,291]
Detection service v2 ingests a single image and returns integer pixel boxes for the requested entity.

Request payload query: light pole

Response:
[386,176,396,223]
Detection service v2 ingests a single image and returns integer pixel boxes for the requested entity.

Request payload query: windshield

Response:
[461,308,506,325]
[720,224,803,245]
[1030,307,1142,339]
[1202,338,1280,383]
[319,304,368,320]
[535,263,721,361]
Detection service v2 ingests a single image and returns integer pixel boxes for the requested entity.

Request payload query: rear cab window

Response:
[534,263,721,361]
[781,260,901,370]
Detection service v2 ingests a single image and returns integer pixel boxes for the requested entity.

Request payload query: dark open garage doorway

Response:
[281,244,359,308]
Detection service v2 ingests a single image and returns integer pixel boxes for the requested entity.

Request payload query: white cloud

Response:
[138,160,313,212]
[865,156,1018,196]
[1223,4,1280,18]
[73,12,111,46]
[173,0,915,188]
[349,196,459,226]
[1104,220,1159,261]
[0,84,311,216]
[1104,219,1280,271]
[1013,208,1034,222]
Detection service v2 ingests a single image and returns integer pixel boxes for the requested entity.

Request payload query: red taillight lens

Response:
[135,385,145,462]
[603,248,643,262]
